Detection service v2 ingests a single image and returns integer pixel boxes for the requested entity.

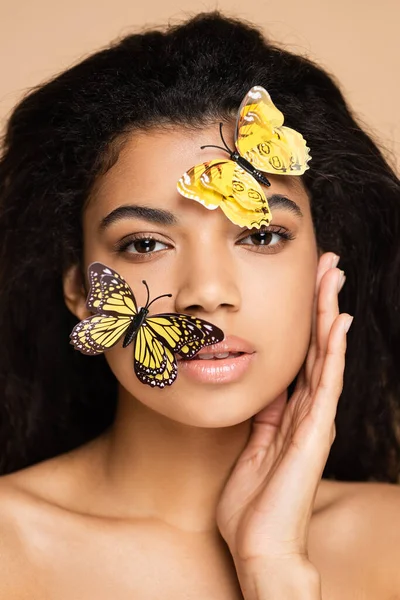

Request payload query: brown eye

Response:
[120,237,169,254]
[237,226,295,253]
[239,230,280,246]
[132,239,157,253]
[249,231,274,245]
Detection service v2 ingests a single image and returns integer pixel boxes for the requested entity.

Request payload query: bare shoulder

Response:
[0,446,92,598]
[0,473,45,598]
[311,479,400,599]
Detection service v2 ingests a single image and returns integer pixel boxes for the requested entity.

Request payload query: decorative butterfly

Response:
[177,85,311,229]
[69,262,225,388]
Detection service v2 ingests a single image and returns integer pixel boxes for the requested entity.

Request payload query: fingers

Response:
[311,312,352,434]
[305,253,339,381]
[305,253,345,389]
[317,269,344,356]
[309,268,343,393]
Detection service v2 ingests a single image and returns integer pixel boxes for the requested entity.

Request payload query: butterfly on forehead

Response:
[69,262,225,388]
[177,86,311,229]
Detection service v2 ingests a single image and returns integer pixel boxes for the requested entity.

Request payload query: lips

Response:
[196,351,242,360]
[176,335,255,384]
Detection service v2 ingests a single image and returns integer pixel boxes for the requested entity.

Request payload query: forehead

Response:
[85,125,310,222]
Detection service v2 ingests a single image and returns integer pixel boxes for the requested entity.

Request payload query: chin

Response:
[132,381,278,428]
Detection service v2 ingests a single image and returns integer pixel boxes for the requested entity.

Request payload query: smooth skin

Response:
[0,126,400,599]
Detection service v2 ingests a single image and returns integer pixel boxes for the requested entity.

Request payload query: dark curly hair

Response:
[1,11,399,481]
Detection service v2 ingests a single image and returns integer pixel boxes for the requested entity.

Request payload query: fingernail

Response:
[337,270,346,292]
[343,315,353,333]
[331,254,340,268]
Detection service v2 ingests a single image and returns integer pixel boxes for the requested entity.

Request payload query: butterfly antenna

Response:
[142,280,173,310]
[142,280,151,308]
[218,122,232,153]
[200,122,232,155]
[200,143,230,154]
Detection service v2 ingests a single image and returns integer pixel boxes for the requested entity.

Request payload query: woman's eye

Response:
[238,229,289,248]
[242,231,277,246]
[120,237,169,254]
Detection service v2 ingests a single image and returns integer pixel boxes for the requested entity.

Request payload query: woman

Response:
[0,11,399,599]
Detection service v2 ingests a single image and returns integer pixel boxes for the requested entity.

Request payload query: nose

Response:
[174,242,241,317]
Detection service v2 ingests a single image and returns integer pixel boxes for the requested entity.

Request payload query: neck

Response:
[96,385,252,532]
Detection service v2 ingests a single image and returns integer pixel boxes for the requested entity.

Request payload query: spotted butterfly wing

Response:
[134,315,225,388]
[131,313,206,379]
[70,314,133,355]
[177,159,271,229]
[235,86,311,175]
[70,262,138,356]
[85,262,115,313]
[176,316,226,359]
[133,312,224,387]
[134,344,178,388]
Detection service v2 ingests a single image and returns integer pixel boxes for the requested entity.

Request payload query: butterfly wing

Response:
[177,316,225,359]
[235,86,311,175]
[177,159,271,229]
[145,314,224,359]
[132,313,205,382]
[177,161,225,210]
[69,313,133,355]
[86,262,133,313]
[86,262,105,313]
[133,317,200,388]
[135,344,178,388]
[202,160,271,228]
[71,262,138,355]
[98,272,138,317]
[133,323,170,376]
[132,313,225,387]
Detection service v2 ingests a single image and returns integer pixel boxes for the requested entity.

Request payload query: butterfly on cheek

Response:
[69,262,225,388]
[177,86,311,229]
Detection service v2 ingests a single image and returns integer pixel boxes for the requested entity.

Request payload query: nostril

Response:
[183,305,203,313]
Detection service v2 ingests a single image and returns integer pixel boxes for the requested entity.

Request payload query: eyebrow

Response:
[267,194,303,218]
[98,193,303,231]
[99,205,178,230]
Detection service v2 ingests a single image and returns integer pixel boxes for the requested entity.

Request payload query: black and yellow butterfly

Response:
[177,85,311,229]
[69,262,225,388]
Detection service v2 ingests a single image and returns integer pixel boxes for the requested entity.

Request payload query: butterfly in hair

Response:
[69,262,225,388]
[177,86,311,229]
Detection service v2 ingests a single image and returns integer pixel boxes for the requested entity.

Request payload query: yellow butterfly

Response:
[69,262,224,388]
[177,85,311,229]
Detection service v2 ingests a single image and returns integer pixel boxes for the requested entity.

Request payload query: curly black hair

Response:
[1,11,399,481]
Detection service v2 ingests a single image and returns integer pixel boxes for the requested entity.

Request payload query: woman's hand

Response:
[216,252,352,598]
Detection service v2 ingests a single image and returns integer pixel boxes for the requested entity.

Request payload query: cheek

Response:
[242,246,317,378]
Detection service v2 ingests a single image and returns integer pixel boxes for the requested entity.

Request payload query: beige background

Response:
[0,0,399,171]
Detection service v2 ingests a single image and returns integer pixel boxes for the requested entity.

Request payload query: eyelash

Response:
[116,226,296,259]
[116,233,171,260]
[237,226,296,253]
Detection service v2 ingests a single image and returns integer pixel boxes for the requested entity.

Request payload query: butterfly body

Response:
[229,150,271,187]
[122,308,149,348]
[70,262,225,388]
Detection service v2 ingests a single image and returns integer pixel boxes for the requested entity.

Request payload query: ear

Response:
[63,263,90,321]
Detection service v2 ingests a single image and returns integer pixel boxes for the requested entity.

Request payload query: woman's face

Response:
[78,124,318,427]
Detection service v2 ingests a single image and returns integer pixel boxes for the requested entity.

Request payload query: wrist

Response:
[235,557,322,600]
